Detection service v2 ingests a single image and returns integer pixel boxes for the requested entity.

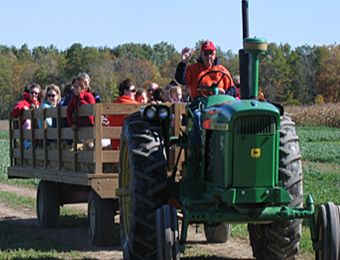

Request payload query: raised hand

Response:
[181,47,195,63]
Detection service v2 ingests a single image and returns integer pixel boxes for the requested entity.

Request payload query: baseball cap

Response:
[201,40,216,52]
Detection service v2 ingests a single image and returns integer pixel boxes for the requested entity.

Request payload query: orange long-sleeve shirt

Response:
[107,95,138,150]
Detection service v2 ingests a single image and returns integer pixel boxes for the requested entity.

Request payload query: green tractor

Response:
[117,1,340,259]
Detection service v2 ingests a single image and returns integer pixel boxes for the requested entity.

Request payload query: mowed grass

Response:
[0,122,339,257]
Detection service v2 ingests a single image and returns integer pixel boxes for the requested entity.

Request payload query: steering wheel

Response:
[197,69,233,97]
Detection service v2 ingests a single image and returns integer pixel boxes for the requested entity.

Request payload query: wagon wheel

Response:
[119,112,168,259]
[87,190,115,246]
[315,202,340,260]
[36,180,60,228]
[156,205,180,260]
[197,69,233,97]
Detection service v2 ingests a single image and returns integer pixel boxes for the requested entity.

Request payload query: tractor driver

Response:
[175,40,236,100]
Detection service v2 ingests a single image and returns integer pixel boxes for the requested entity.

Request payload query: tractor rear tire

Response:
[156,205,180,260]
[204,223,231,243]
[36,180,60,228]
[87,190,115,246]
[248,115,303,260]
[119,112,168,259]
[315,202,340,260]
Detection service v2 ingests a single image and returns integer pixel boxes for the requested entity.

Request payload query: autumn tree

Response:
[113,56,162,88]
[315,45,340,102]
[0,52,17,117]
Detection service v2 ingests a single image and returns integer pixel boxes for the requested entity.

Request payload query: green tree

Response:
[290,45,318,103]
[15,44,32,61]
[259,43,293,102]
[33,52,66,87]
[64,43,85,78]
[112,43,153,61]
[88,54,118,102]
[151,42,178,69]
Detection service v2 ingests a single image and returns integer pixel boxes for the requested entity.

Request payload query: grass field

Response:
[0,118,339,258]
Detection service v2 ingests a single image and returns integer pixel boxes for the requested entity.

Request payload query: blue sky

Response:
[1,0,339,53]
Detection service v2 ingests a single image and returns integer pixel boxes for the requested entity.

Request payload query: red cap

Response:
[201,40,216,52]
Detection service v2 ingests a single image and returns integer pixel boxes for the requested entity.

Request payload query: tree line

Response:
[0,41,339,119]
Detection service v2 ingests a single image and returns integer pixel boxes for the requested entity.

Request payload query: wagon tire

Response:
[87,190,115,246]
[36,180,60,228]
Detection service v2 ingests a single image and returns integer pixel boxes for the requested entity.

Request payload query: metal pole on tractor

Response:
[239,0,251,99]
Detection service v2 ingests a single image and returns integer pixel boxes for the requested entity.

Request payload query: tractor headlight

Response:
[141,105,170,122]
[158,107,169,119]
[145,106,157,120]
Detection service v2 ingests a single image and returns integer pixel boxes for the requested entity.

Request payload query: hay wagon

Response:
[7,103,184,246]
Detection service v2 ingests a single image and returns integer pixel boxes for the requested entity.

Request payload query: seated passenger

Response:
[39,84,61,128]
[107,78,138,150]
[12,83,41,149]
[67,75,96,129]
[135,88,148,104]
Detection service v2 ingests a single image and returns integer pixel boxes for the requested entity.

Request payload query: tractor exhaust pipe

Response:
[242,0,249,39]
[239,0,251,99]
[239,0,268,99]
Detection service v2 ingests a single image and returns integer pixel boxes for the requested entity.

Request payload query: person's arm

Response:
[175,62,187,85]
[226,86,237,97]
[66,97,75,127]
[12,100,26,118]
[79,92,96,105]
[80,92,96,125]
[175,47,195,85]
[219,66,236,97]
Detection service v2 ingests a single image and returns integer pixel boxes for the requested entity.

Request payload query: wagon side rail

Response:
[8,103,185,198]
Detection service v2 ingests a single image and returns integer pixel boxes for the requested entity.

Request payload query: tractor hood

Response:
[202,98,280,131]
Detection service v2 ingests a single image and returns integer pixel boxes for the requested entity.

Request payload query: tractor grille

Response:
[234,115,276,134]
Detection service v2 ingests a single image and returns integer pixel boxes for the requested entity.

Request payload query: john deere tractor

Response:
[117,1,340,259]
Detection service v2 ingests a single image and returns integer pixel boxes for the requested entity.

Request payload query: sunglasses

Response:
[129,88,136,93]
[47,94,56,98]
[203,50,214,56]
[30,91,39,95]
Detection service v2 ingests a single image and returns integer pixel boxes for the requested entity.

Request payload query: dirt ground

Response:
[0,183,314,260]
[0,120,8,131]
[0,183,254,260]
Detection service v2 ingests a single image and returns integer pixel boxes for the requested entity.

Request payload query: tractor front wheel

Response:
[248,115,303,259]
[119,112,168,259]
[156,205,180,260]
[314,202,340,260]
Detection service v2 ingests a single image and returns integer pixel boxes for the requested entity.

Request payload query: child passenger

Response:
[67,75,96,129]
